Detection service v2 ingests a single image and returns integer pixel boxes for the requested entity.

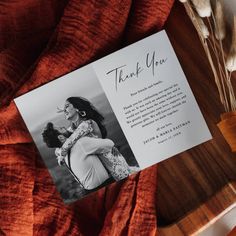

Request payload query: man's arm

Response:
[81,137,114,155]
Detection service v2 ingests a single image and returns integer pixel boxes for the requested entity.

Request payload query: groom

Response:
[42,122,114,192]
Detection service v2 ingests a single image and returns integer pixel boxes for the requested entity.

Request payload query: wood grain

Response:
[157,1,236,232]
[158,182,236,235]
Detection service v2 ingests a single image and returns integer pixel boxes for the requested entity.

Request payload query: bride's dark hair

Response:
[66,97,107,138]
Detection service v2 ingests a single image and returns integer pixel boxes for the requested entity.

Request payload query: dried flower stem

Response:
[226,16,236,72]
[191,0,212,17]
[214,1,226,40]
[212,11,236,110]
[211,11,236,111]
[184,2,228,110]
[206,17,230,111]
[182,1,236,112]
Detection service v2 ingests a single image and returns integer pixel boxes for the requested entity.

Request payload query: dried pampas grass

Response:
[197,15,210,38]
[226,51,236,72]
[214,0,226,40]
[226,16,236,72]
[179,0,236,112]
[191,0,212,17]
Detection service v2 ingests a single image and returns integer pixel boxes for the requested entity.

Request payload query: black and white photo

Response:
[15,65,140,203]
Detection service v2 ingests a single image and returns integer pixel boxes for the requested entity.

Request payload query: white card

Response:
[14,30,212,203]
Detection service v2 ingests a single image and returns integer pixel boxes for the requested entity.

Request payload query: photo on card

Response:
[15,64,140,203]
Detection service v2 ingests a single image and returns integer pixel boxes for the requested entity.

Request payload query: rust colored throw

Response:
[0,1,174,235]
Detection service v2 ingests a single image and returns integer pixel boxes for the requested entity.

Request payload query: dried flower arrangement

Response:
[178,0,236,152]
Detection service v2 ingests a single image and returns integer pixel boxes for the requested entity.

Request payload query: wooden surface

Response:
[158,182,236,235]
[157,1,236,233]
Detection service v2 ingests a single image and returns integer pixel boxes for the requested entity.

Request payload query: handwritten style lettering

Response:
[146,51,167,76]
[106,51,167,91]
[106,62,144,91]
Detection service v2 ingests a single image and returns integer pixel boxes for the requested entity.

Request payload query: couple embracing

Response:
[42,96,138,193]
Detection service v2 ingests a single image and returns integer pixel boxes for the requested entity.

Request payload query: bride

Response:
[58,97,137,180]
